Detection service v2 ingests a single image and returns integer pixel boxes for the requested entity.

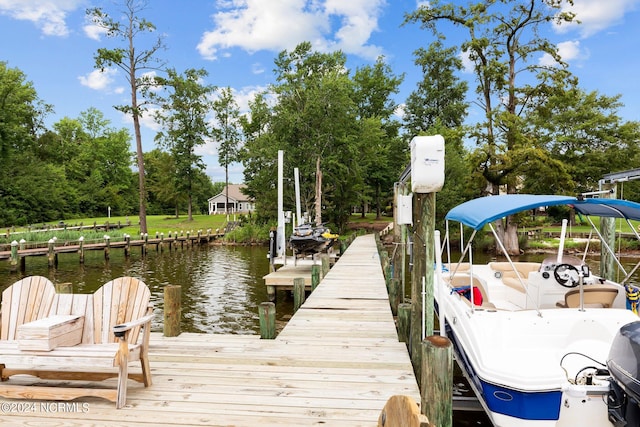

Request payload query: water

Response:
[0,244,292,334]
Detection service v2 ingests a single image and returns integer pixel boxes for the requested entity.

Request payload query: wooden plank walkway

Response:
[0,234,420,426]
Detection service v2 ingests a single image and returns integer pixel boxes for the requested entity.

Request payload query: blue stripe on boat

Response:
[440,310,562,421]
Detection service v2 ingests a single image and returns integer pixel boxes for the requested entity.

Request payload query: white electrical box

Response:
[411,135,445,193]
[397,194,413,225]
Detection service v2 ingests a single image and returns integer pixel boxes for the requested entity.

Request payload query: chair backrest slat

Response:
[1,277,56,340]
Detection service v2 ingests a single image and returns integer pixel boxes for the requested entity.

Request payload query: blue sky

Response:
[1,0,639,184]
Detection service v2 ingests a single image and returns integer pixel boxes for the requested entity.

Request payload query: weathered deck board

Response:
[0,234,420,426]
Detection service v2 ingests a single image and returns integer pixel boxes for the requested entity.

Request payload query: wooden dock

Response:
[0,234,420,426]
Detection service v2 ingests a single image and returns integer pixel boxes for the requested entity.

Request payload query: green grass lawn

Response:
[0,214,231,246]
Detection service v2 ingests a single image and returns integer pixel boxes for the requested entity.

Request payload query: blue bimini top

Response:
[445,194,640,231]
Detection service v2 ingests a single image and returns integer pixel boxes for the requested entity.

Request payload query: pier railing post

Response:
[293,277,306,312]
[259,302,276,339]
[163,285,181,337]
[421,335,453,427]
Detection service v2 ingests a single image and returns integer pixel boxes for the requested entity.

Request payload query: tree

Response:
[145,149,184,216]
[151,68,215,220]
[352,58,405,219]
[0,62,55,226]
[271,42,359,229]
[528,80,640,195]
[211,87,242,217]
[406,0,576,255]
[403,39,468,136]
[88,0,165,233]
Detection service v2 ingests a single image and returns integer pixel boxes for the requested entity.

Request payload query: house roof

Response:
[208,184,252,202]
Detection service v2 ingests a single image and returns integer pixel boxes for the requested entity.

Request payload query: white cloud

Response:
[0,0,83,36]
[83,23,107,41]
[251,62,265,75]
[78,68,118,91]
[459,49,474,73]
[539,40,586,67]
[197,0,385,61]
[555,0,640,38]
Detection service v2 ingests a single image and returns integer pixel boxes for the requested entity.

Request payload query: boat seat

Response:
[445,275,495,309]
[489,262,542,293]
[556,284,619,308]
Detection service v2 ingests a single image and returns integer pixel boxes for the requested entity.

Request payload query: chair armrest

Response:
[112,313,154,338]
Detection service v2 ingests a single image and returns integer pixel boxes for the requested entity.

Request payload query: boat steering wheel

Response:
[554,263,580,288]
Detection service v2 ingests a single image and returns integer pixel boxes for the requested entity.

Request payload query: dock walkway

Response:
[0,234,419,426]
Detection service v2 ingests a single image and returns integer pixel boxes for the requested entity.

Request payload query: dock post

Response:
[320,253,330,278]
[55,282,73,293]
[311,265,320,290]
[421,335,453,427]
[397,303,411,343]
[163,285,182,337]
[389,278,400,316]
[19,239,26,272]
[47,238,57,267]
[9,240,18,272]
[104,235,110,260]
[78,236,85,263]
[293,277,306,312]
[259,302,276,339]
[143,233,148,255]
[124,234,131,258]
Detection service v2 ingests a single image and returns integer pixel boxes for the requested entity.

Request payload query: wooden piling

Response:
[293,277,306,312]
[9,241,18,272]
[421,335,453,427]
[258,302,276,339]
[79,236,85,263]
[55,282,73,293]
[320,253,330,277]
[124,234,131,258]
[311,265,320,290]
[47,239,56,267]
[397,303,411,343]
[104,235,110,260]
[389,278,400,316]
[163,285,182,337]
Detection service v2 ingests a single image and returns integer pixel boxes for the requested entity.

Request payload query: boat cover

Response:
[445,194,640,230]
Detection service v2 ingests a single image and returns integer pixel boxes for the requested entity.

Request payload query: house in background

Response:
[208,184,255,215]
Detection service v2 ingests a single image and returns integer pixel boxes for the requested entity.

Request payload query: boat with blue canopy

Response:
[436,194,640,426]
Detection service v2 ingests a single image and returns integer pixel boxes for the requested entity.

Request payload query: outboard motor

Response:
[608,321,640,426]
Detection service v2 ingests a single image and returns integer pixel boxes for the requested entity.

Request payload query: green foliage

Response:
[241,42,406,232]
[150,68,215,219]
[223,221,273,244]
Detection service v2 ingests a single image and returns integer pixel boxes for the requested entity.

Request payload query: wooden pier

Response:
[0,234,420,426]
[0,230,225,272]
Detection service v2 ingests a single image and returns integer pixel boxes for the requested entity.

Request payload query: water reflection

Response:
[0,244,290,335]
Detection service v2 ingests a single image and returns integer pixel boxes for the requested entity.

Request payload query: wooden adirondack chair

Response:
[0,276,154,408]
